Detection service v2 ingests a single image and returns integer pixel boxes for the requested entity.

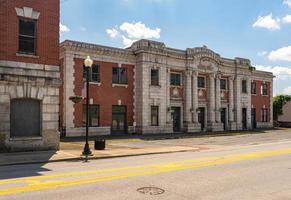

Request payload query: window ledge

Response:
[16,53,39,59]
[150,85,161,88]
[112,83,128,88]
[261,94,268,97]
[90,82,101,86]
[10,136,42,141]
[251,93,257,96]
[170,85,182,88]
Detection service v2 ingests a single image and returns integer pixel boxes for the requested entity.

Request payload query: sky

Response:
[60,0,291,96]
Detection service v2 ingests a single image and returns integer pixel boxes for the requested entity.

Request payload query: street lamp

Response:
[83,55,93,160]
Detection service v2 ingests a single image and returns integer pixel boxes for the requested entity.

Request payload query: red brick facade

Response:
[251,80,271,122]
[72,58,134,128]
[0,0,59,66]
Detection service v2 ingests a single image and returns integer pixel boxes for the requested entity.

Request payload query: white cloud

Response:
[283,15,291,24]
[120,22,161,39]
[268,45,291,62]
[106,28,119,38]
[122,36,137,48]
[283,86,291,95]
[60,23,70,33]
[255,65,291,80]
[252,13,280,30]
[257,51,268,57]
[283,0,291,8]
[106,22,161,47]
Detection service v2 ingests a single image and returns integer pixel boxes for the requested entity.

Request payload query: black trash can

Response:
[94,139,106,150]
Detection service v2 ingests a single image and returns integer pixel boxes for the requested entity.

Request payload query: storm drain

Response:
[137,187,165,195]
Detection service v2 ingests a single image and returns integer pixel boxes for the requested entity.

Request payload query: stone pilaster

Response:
[269,81,273,125]
[246,77,252,129]
[215,75,221,122]
[209,73,216,123]
[235,76,242,130]
[192,71,198,123]
[228,76,236,130]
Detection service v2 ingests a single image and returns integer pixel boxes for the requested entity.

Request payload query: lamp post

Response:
[83,56,93,160]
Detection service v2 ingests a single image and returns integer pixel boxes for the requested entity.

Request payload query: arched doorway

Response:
[10,98,41,137]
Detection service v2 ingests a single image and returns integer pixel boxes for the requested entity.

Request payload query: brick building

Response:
[0,0,60,151]
[60,39,273,136]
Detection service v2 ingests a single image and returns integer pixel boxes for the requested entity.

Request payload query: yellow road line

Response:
[1,148,291,196]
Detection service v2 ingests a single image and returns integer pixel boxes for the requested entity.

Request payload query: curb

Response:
[0,149,197,167]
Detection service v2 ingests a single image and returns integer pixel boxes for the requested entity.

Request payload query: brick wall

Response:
[0,0,59,66]
[73,58,134,127]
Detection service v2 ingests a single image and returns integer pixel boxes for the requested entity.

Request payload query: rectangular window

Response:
[112,67,128,84]
[151,106,159,126]
[261,83,268,95]
[198,77,205,88]
[82,104,99,127]
[220,79,227,90]
[261,108,268,122]
[242,80,247,93]
[251,82,256,94]
[170,73,181,86]
[151,69,159,86]
[19,18,36,54]
[83,64,100,82]
[92,64,100,82]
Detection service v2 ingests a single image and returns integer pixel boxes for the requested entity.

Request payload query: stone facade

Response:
[60,39,273,137]
[0,0,60,151]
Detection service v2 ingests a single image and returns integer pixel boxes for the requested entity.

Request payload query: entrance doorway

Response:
[171,107,181,132]
[198,107,205,131]
[251,108,257,129]
[220,108,227,130]
[10,98,41,137]
[111,105,127,134]
[242,108,247,130]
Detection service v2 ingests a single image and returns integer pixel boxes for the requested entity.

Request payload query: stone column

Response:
[184,70,192,123]
[228,76,234,122]
[192,71,198,123]
[269,81,273,126]
[246,77,252,129]
[215,75,221,122]
[209,73,216,123]
[235,76,242,129]
[166,68,172,124]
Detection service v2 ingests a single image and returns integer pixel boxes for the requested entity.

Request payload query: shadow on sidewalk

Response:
[0,151,56,180]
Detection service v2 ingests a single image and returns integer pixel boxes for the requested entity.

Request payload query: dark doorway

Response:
[171,107,181,132]
[251,108,257,129]
[221,108,227,130]
[111,105,127,134]
[198,107,205,131]
[10,98,41,137]
[242,108,247,130]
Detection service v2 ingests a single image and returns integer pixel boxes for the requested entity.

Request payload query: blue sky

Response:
[60,0,291,96]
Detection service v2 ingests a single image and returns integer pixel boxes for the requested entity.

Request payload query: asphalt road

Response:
[1,131,291,200]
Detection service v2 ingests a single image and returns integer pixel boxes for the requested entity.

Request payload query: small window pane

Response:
[18,18,36,54]
[251,82,256,94]
[19,19,35,36]
[119,68,127,84]
[112,67,119,84]
[242,80,247,93]
[19,36,35,53]
[151,69,159,86]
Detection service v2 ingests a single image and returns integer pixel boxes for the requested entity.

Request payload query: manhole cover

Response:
[137,187,165,195]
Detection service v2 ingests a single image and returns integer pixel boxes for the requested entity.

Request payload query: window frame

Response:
[18,17,37,55]
[220,78,227,90]
[198,76,206,89]
[112,67,128,85]
[261,82,268,96]
[83,64,101,83]
[82,104,100,127]
[170,72,182,86]
[241,80,247,93]
[150,68,159,86]
[261,108,268,122]
[151,106,159,126]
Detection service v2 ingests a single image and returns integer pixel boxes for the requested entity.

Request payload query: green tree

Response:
[273,95,291,121]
